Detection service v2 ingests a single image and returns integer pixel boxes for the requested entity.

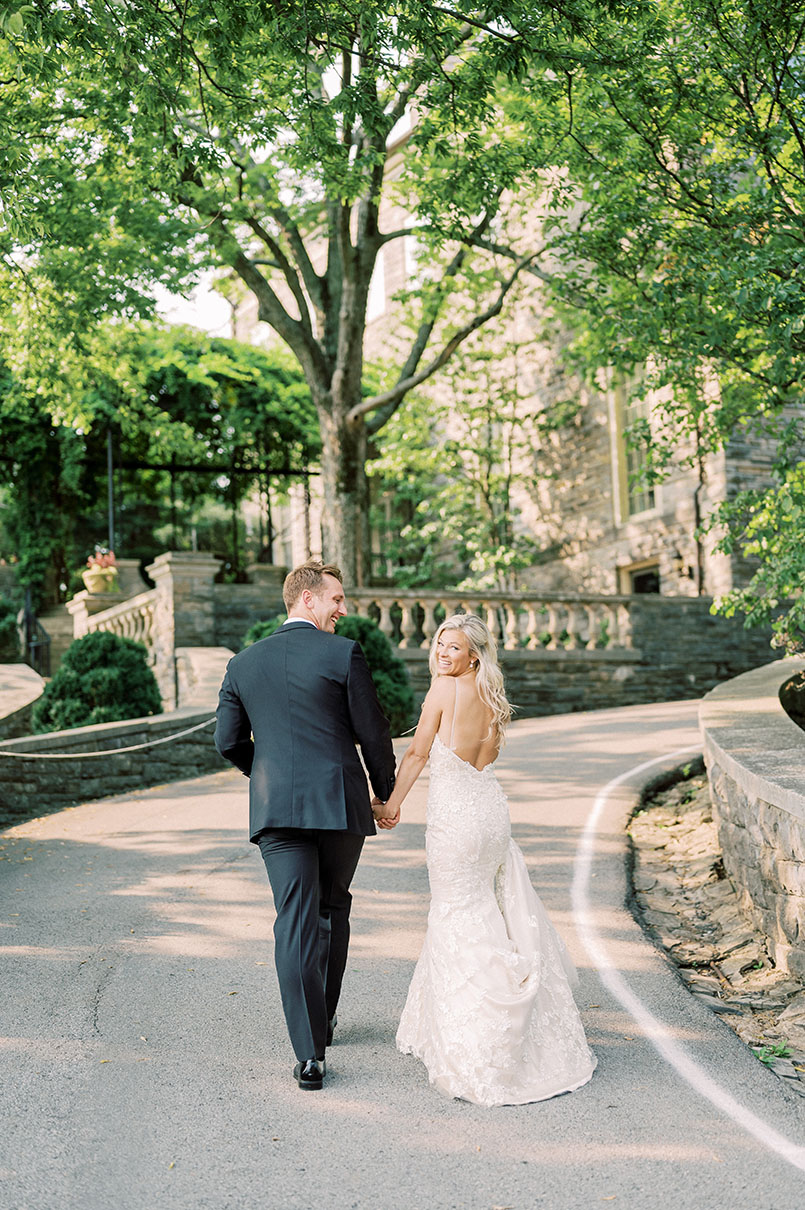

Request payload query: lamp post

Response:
[107,427,116,553]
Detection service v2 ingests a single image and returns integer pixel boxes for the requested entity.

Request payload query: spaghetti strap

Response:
[445,677,457,750]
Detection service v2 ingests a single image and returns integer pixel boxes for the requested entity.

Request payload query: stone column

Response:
[246,563,287,593]
[146,552,223,709]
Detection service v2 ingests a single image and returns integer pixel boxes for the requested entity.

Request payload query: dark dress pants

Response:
[257,827,365,1061]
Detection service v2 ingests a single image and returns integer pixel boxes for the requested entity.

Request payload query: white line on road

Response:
[572,745,805,1174]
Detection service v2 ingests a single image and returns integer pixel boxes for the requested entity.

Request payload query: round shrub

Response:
[243,612,415,736]
[33,631,162,733]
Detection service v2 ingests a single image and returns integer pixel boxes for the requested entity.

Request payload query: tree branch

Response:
[352,254,539,431]
[202,212,329,391]
[380,211,493,405]
[243,215,313,336]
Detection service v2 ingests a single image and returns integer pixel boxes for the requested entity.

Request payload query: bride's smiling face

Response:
[435,629,475,677]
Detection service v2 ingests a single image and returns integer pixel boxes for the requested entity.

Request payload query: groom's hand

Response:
[371,795,400,829]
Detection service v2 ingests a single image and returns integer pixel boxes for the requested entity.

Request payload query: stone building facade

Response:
[224,133,792,598]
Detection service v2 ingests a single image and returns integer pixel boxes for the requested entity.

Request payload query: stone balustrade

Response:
[347,589,633,652]
[75,588,158,652]
[61,551,776,720]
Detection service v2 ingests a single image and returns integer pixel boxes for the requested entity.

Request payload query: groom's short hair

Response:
[283,560,343,612]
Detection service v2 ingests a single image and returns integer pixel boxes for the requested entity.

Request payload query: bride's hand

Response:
[372,796,400,828]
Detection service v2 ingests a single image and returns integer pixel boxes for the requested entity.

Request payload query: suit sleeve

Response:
[346,643,397,801]
[214,665,254,777]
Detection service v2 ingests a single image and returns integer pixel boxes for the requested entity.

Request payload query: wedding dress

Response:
[396,727,597,1107]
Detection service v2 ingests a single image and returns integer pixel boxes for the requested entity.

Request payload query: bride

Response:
[374,613,597,1107]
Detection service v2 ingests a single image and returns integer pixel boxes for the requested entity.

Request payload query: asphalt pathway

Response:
[2,699,804,1210]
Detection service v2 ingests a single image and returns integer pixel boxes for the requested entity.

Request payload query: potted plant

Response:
[81,547,119,593]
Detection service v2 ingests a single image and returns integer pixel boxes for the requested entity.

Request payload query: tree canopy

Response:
[3,0,804,633]
[0,0,648,583]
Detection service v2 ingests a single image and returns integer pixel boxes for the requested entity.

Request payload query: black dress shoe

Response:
[293,1058,325,1090]
[326,1014,337,1046]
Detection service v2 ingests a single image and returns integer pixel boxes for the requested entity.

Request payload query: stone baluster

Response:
[617,601,633,648]
[502,602,519,650]
[601,603,617,649]
[564,602,580,650]
[373,599,393,641]
[420,597,440,649]
[523,603,539,650]
[544,602,560,650]
[584,603,599,650]
[482,602,502,644]
[399,599,418,649]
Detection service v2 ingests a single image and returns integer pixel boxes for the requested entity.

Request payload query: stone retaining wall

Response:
[0,707,227,828]
[701,658,805,978]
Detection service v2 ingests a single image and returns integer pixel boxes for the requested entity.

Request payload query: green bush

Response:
[0,596,20,662]
[32,631,162,733]
[243,612,415,736]
[243,613,286,646]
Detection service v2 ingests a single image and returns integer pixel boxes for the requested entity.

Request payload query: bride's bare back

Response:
[436,675,499,771]
[374,620,505,827]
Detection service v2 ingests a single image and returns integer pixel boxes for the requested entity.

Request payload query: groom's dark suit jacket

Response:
[214,621,396,842]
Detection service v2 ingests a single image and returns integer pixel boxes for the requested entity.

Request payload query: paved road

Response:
[2,700,804,1210]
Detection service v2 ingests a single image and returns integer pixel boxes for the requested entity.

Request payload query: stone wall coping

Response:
[0,664,45,720]
[66,589,137,617]
[394,647,643,664]
[700,657,805,823]
[146,550,224,576]
[348,588,721,606]
[0,704,213,756]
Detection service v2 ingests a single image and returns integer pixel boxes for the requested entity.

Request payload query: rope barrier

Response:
[0,716,217,760]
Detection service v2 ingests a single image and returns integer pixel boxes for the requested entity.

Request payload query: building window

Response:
[630,565,660,593]
[618,560,661,594]
[610,374,656,522]
[623,394,656,515]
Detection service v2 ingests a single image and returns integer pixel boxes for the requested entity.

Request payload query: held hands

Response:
[371,795,400,829]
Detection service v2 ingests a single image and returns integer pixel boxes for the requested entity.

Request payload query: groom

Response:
[214,560,397,1090]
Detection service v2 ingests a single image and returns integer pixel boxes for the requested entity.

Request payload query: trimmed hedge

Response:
[243,613,415,736]
[33,631,162,732]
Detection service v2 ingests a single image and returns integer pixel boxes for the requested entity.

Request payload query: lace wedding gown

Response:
[396,734,597,1107]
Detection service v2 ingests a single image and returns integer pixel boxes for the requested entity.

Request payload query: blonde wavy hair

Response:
[429,613,512,740]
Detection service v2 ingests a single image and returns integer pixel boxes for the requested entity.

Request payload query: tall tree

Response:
[0,0,642,584]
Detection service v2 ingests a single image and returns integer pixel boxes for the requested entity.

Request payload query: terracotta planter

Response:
[82,567,118,593]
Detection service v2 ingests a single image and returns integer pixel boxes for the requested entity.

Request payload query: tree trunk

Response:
[318,409,371,587]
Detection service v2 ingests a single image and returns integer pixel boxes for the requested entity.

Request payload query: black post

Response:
[304,473,312,559]
[265,476,274,564]
[170,455,177,548]
[106,428,115,552]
